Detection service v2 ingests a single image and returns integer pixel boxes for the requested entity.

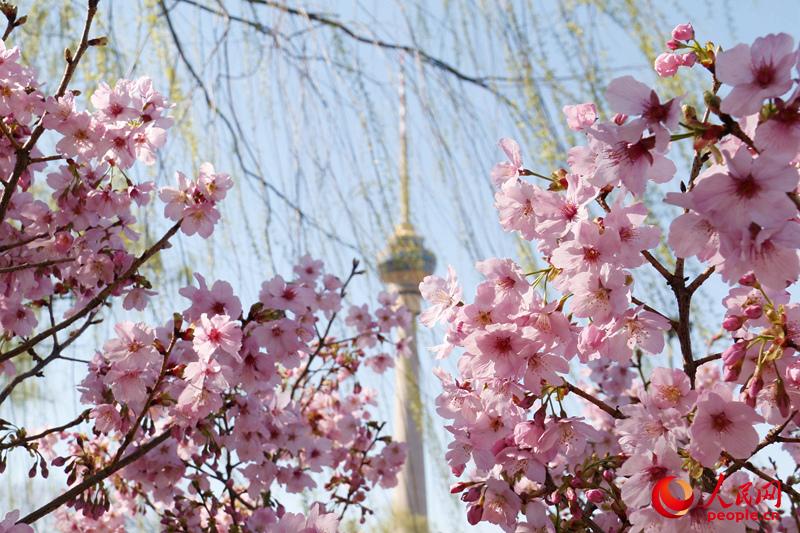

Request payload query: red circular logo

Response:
[652,476,694,518]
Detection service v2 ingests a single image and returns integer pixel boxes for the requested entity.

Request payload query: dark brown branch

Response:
[564,381,625,420]
[245,0,512,95]
[0,257,74,274]
[19,430,172,525]
[640,250,675,284]
[693,353,721,367]
[631,296,678,330]
[723,412,798,479]
[0,309,99,405]
[687,265,715,294]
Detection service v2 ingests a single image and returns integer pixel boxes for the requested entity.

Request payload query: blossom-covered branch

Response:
[423,22,800,532]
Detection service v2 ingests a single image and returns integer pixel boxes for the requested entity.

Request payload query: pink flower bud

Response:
[678,52,697,67]
[723,360,742,382]
[602,469,615,482]
[722,341,747,366]
[467,504,483,525]
[613,113,628,125]
[776,381,791,418]
[744,305,763,319]
[586,489,605,504]
[463,486,482,503]
[739,272,757,286]
[744,376,763,406]
[671,22,695,41]
[654,53,680,77]
[722,316,743,331]
[666,39,681,50]
[450,481,470,494]
[563,103,598,131]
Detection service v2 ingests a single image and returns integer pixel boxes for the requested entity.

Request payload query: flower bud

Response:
[723,360,742,382]
[744,305,763,319]
[776,381,791,418]
[747,375,764,397]
[671,22,695,41]
[679,52,697,67]
[739,273,757,286]
[603,469,615,482]
[722,316,743,331]
[654,53,680,77]
[467,504,483,525]
[666,39,681,50]
[722,341,747,366]
[450,481,471,494]
[462,486,482,503]
[613,113,628,125]
[586,489,605,504]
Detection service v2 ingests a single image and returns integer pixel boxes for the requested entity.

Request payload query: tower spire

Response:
[376,55,434,533]
[398,63,410,227]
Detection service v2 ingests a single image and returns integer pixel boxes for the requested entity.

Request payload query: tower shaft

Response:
[390,288,427,532]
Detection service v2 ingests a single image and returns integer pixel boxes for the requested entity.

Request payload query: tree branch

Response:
[19,430,172,525]
[0,221,181,365]
[564,381,625,420]
[0,410,90,451]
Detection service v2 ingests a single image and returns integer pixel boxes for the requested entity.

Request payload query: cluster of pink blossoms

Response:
[41,258,408,531]
[424,25,800,532]
[0,4,408,531]
[0,31,226,360]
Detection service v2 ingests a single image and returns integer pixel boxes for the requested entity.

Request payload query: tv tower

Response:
[376,62,434,533]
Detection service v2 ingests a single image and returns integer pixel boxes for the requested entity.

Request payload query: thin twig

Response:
[0,410,90,451]
[564,381,625,420]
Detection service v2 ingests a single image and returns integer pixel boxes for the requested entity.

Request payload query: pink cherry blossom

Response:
[671,22,694,41]
[491,138,524,187]
[654,52,680,77]
[419,265,462,327]
[689,390,762,466]
[563,103,598,131]
[716,33,796,116]
[689,147,798,231]
[193,313,243,361]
